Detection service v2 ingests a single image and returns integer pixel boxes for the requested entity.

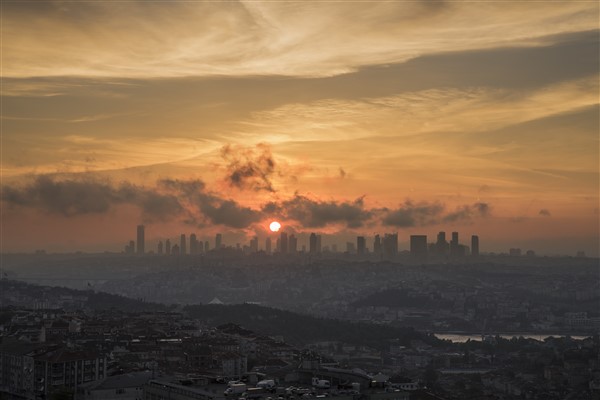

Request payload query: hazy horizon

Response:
[2,1,599,257]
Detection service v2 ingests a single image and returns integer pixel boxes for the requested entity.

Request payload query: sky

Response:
[1,1,599,256]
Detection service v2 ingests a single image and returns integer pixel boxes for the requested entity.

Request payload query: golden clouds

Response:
[2,1,597,78]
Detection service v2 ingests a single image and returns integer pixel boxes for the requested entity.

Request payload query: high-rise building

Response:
[198,240,204,253]
[180,234,187,255]
[204,240,209,252]
[357,236,366,255]
[373,234,382,255]
[280,232,288,254]
[309,233,317,253]
[157,240,163,255]
[436,232,449,256]
[471,235,479,257]
[190,233,198,255]
[136,225,145,254]
[450,232,459,258]
[165,239,171,255]
[410,235,428,262]
[171,244,180,256]
[215,233,222,250]
[265,237,272,254]
[346,242,356,253]
[289,234,297,253]
[383,233,398,259]
[250,237,258,253]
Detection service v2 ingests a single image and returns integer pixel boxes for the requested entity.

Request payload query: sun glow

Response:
[269,221,281,232]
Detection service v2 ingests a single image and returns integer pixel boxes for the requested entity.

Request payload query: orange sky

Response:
[1,1,599,255]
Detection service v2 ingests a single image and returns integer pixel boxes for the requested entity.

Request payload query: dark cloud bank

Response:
[2,175,490,231]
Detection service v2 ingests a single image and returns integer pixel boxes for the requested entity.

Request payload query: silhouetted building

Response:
[136,225,145,254]
[436,231,449,256]
[526,249,535,257]
[289,234,297,253]
[471,235,479,257]
[165,239,171,255]
[373,234,382,255]
[410,235,428,262]
[198,240,204,253]
[382,233,398,259]
[357,236,366,256]
[157,240,163,255]
[250,236,258,253]
[316,235,322,253]
[509,248,522,256]
[450,231,459,257]
[215,233,222,250]
[204,240,209,252]
[309,233,317,253]
[190,233,198,255]
[265,237,272,254]
[180,234,187,255]
[171,244,180,256]
[280,232,288,254]
[346,242,356,253]
[128,240,135,254]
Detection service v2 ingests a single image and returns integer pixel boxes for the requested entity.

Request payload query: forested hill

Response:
[184,303,440,350]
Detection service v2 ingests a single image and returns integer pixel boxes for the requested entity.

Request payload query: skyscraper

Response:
[136,225,145,255]
[373,234,382,255]
[436,232,449,256]
[265,237,272,254]
[250,236,258,253]
[289,234,297,253]
[215,233,222,250]
[357,236,366,255]
[190,233,197,255]
[180,234,187,255]
[165,239,171,255]
[157,240,163,255]
[410,235,428,262]
[471,235,479,257]
[309,233,317,253]
[280,232,288,254]
[450,231,459,258]
[204,241,209,252]
[382,233,398,259]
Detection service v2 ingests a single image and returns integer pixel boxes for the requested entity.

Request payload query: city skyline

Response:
[1,2,598,256]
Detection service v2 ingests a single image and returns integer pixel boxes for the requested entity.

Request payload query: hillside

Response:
[185,303,440,350]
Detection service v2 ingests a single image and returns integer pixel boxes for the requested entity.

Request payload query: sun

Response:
[269,221,281,232]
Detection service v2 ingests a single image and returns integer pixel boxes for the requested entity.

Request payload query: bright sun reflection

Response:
[269,221,281,232]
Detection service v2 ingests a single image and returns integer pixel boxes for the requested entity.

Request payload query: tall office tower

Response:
[180,234,187,255]
[198,240,204,253]
[265,237,272,254]
[382,233,398,259]
[215,233,222,250]
[276,238,281,252]
[190,233,197,255]
[171,244,180,256]
[136,225,145,254]
[309,233,317,253]
[126,240,135,254]
[471,235,479,257]
[316,235,322,253]
[410,235,428,262]
[289,234,298,253]
[280,232,288,254]
[436,231,449,256]
[357,236,366,255]
[450,231,459,257]
[157,240,163,255]
[373,234,382,255]
[165,239,171,255]
[250,237,258,253]
[204,241,209,252]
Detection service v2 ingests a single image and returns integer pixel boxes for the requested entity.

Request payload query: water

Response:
[434,333,591,343]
